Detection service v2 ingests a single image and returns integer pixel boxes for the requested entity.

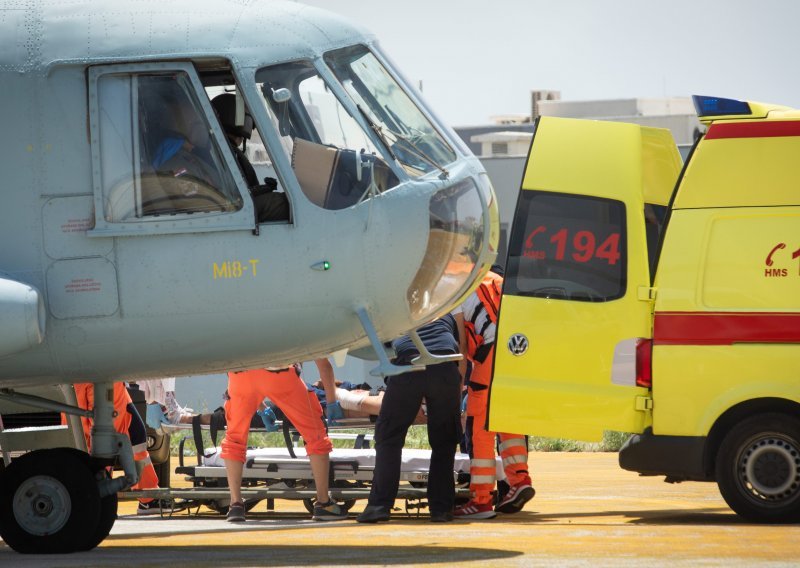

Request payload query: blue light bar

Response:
[692,95,751,117]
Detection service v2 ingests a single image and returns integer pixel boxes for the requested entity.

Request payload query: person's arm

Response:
[314,358,336,404]
[314,358,342,424]
[453,310,468,383]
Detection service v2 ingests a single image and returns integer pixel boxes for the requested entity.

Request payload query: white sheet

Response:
[202,446,505,478]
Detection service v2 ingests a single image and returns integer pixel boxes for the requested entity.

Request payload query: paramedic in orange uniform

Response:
[453,266,535,519]
[221,358,347,522]
[73,382,171,515]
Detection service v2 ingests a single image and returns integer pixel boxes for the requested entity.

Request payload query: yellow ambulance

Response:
[488,95,800,523]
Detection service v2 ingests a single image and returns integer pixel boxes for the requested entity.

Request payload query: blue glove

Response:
[145,403,169,430]
[257,407,280,432]
[326,401,344,426]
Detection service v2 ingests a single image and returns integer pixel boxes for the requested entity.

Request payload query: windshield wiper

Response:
[357,105,449,179]
[356,104,398,163]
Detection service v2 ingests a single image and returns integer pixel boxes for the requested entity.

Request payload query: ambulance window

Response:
[256,61,399,210]
[505,192,627,302]
[97,72,242,222]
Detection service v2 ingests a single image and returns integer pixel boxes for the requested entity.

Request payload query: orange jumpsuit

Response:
[73,382,160,496]
[220,367,332,464]
[464,272,531,506]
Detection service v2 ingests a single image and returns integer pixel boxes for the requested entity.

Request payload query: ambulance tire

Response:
[0,448,102,553]
[715,413,800,523]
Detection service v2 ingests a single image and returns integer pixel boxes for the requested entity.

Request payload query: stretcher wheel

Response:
[302,498,356,514]
[0,448,106,553]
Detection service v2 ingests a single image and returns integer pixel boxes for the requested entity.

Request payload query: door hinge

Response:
[635,396,653,411]
[637,286,657,301]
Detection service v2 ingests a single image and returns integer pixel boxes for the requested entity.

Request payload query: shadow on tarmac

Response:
[492,508,743,526]
[0,544,523,567]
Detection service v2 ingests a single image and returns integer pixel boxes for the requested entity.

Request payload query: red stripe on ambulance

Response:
[654,312,800,345]
[705,121,800,140]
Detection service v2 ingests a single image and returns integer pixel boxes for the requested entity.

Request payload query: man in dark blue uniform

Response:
[357,314,462,523]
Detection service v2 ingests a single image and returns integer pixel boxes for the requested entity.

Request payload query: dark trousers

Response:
[368,361,462,514]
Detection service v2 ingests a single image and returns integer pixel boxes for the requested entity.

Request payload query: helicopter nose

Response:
[406,175,499,321]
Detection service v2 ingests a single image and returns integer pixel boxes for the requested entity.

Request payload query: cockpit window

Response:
[256,61,399,210]
[97,71,242,222]
[324,45,456,178]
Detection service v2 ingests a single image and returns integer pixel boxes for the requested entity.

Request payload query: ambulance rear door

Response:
[488,117,681,441]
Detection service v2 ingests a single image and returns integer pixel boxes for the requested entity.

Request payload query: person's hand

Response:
[326,401,344,426]
[145,403,169,430]
[257,407,280,432]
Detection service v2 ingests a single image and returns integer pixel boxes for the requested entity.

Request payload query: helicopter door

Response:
[488,117,681,441]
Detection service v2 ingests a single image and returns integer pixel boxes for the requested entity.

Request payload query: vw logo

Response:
[507,333,529,356]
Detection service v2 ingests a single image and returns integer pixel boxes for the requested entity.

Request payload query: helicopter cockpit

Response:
[87,37,495,331]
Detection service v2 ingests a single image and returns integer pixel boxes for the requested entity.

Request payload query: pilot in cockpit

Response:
[151,94,222,190]
[211,93,289,222]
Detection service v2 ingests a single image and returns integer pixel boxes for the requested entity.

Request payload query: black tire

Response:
[0,448,102,553]
[80,492,118,552]
[154,456,171,489]
[715,413,800,523]
[78,455,119,552]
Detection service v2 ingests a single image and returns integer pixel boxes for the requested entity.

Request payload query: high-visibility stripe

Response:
[705,121,800,140]
[502,454,528,465]
[132,442,149,454]
[470,474,496,485]
[498,438,527,452]
[654,312,800,345]
[471,458,497,468]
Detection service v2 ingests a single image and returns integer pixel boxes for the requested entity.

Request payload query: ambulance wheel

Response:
[302,498,356,514]
[715,413,800,523]
[0,448,102,553]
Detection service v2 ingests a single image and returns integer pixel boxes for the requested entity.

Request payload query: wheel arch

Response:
[705,397,800,477]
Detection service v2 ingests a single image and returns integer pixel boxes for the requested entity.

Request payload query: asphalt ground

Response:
[2,452,798,567]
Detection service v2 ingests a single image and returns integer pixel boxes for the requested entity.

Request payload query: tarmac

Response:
[2,451,798,567]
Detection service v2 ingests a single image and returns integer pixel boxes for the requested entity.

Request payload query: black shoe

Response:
[356,504,390,523]
[313,500,348,522]
[137,498,188,516]
[429,511,454,523]
[226,501,246,523]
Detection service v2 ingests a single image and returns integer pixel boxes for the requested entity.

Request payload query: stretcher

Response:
[121,421,500,517]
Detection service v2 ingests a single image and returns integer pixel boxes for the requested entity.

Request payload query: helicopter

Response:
[0,0,498,553]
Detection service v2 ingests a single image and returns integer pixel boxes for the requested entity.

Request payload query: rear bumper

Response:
[618,428,712,481]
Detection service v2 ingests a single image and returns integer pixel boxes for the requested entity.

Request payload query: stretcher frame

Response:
[120,419,474,518]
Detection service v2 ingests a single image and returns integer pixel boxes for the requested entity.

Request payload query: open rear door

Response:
[488,117,680,441]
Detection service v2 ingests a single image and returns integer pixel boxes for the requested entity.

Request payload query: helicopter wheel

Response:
[0,448,109,553]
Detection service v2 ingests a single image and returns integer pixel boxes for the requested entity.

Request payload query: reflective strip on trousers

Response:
[498,438,527,452]
[470,474,496,485]
[502,453,527,466]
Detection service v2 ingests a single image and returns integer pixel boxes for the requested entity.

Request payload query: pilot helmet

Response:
[211,93,254,140]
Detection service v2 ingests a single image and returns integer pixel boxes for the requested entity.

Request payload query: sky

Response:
[297,0,800,126]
